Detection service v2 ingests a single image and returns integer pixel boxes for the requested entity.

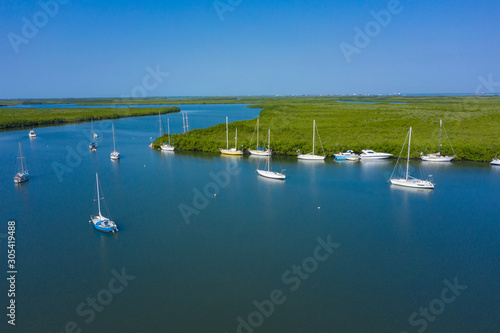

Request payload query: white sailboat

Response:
[29,129,36,138]
[110,122,120,160]
[90,173,118,233]
[389,127,434,189]
[92,119,98,139]
[249,118,271,156]
[257,129,286,180]
[161,117,175,151]
[421,119,455,162]
[219,117,243,156]
[90,120,97,151]
[13,142,29,183]
[297,119,325,160]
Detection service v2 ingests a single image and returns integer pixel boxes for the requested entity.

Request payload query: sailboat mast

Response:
[112,123,116,151]
[406,127,412,181]
[167,118,171,145]
[267,129,271,171]
[312,119,316,155]
[439,119,442,156]
[159,112,162,136]
[19,142,24,173]
[235,128,238,150]
[256,118,259,150]
[226,117,229,150]
[186,113,189,132]
[96,173,101,216]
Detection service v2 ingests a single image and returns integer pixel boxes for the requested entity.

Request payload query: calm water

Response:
[0,104,499,332]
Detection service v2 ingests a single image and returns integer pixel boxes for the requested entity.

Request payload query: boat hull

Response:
[257,169,286,180]
[161,145,175,151]
[91,215,118,233]
[297,154,325,160]
[360,154,392,159]
[110,152,120,160]
[335,152,359,160]
[14,173,29,183]
[390,178,434,189]
[249,149,271,156]
[220,148,243,156]
[360,150,392,159]
[421,154,455,162]
[491,159,500,166]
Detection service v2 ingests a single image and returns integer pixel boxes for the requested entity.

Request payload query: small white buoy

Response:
[318,207,321,210]
[89,220,92,223]
[144,165,146,167]
[214,194,216,197]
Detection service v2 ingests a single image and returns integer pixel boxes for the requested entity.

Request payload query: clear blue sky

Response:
[0,0,499,98]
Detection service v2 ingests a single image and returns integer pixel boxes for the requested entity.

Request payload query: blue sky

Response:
[0,0,499,98]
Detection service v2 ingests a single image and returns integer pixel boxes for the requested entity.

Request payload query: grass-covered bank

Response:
[0,106,180,130]
[154,96,500,162]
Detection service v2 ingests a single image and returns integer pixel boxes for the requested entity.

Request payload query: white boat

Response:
[389,127,434,189]
[491,157,500,166]
[110,122,120,160]
[334,150,359,160]
[90,173,118,233]
[297,119,325,160]
[360,149,392,159]
[29,129,36,138]
[92,119,98,139]
[161,117,175,151]
[13,142,29,183]
[257,129,286,180]
[249,118,271,156]
[220,117,243,156]
[421,119,455,162]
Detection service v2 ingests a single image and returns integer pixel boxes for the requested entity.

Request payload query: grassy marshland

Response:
[154,95,500,161]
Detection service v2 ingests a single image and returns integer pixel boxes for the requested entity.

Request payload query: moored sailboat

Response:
[421,119,455,162]
[161,117,175,151]
[110,122,120,160]
[219,117,243,156]
[389,127,434,189]
[249,118,271,156]
[297,119,325,160]
[257,129,286,180]
[90,173,118,233]
[14,142,29,183]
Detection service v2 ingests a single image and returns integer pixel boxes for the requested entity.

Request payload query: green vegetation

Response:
[154,95,500,162]
[0,106,180,129]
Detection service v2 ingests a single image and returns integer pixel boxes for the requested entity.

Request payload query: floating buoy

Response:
[89,220,92,223]
[318,207,321,210]
[214,194,216,197]
[144,165,146,167]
